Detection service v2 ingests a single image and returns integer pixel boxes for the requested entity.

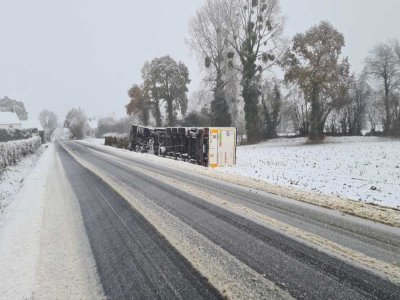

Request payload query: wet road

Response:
[58,141,400,299]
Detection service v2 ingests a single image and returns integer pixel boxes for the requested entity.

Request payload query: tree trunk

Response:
[153,98,162,127]
[384,83,391,135]
[309,84,324,141]
[211,89,231,127]
[241,60,260,144]
[166,98,175,127]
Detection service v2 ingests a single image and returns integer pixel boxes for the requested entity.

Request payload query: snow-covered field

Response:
[220,137,400,208]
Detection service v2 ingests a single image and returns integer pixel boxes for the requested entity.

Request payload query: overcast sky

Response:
[1,0,399,123]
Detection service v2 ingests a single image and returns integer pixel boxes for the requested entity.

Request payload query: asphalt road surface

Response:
[57,141,400,299]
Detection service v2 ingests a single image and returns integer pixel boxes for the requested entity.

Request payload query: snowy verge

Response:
[81,138,400,227]
[0,144,51,298]
[0,143,45,213]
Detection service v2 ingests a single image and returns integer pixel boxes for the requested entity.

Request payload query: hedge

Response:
[0,128,40,142]
[0,137,42,174]
[104,134,129,149]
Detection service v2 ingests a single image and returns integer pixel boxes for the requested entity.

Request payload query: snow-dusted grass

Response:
[0,144,103,298]
[220,136,400,208]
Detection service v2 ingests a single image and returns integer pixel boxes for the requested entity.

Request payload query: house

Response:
[21,120,43,131]
[88,118,98,137]
[0,112,22,129]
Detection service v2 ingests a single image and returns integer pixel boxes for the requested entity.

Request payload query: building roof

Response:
[21,120,43,131]
[0,112,21,124]
[88,119,97,129]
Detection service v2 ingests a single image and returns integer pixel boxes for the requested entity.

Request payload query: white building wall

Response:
[0,123,22,129]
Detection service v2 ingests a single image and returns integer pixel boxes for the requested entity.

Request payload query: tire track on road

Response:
[57,143,222,300]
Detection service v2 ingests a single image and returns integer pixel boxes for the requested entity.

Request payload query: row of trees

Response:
[96,116,132,138]
[1,96,59,141]
[283,38,400,139]
[186,0,286,143]
[63,109,133,140]
[125,0,399,143]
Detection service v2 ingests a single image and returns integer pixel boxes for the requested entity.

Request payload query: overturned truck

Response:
[129,125,237,167]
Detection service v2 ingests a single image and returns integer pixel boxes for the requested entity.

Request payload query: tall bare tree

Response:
[223,0,285,143]
[281,21,351,141]
[38,110,58,141]
[188,0,234,126]
[141,62,163,127]
[348,74,371,135]
[365,40,400,134]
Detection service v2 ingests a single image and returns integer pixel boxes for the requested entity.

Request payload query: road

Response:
[47,141,400,299]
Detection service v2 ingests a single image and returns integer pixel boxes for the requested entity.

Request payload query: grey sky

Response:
[1,0,399,123]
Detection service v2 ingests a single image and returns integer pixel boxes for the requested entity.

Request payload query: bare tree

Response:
[38,110,58,141]
[260,80,281,138]
[284,85,309,136]
[348,74,371,135]
[324,73,371,136]
[365,40,400,134]
[64,108,88,140]
[141,62,163,127]
[281,21,351,141]
[188,0,235,126]
[223,0,285,143]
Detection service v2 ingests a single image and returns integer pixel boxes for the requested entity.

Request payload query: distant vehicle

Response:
[128,125,236,167]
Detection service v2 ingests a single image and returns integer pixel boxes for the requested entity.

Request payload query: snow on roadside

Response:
[84,137,106,147]
[0,144,51,299]
[83,136,400,208]
[0,145,45,213]
[81,137,400,226]
[219,137,400,209]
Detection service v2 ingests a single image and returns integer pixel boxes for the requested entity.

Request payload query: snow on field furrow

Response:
[222,137,400,208]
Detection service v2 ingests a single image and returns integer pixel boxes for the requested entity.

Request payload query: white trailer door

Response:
[208,128,236,168]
